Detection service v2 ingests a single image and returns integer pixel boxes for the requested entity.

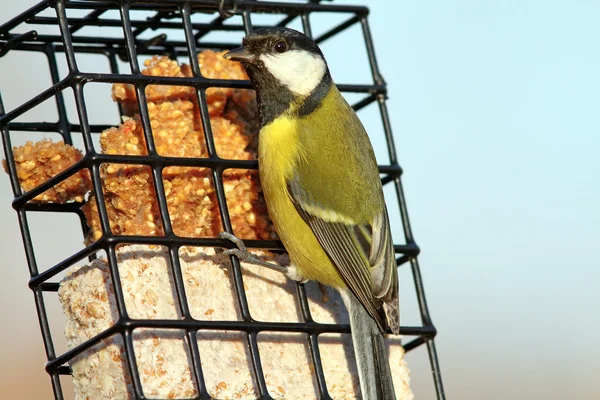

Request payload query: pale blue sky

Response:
[364,1,600,399]
[0,1,598,399]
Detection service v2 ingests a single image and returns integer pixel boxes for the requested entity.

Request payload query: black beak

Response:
[223,46,255,64]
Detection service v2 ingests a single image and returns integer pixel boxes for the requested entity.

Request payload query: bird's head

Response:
[224,27,330,97]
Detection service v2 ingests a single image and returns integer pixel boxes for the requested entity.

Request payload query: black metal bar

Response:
[186,328,209,399]
[374,26,446,400]
[54,0,79,74]
[5,68,384,93]
[395,254,412,268]
[57,366,71,375]
[28,240,104,288]
[88,71,251,88]
[0,0,49,34]
[351,93,377,112]
[241,10,253,35]
[34,288,64,400]
[315,14,360,44]
[164,242,206,397]
[54,318,434,345]
[300,12,312,38]
[1,32,249,51]
[44,317,435,381]
[0,96,22,196]
[190,5,271,397]
[130,32,167,58]
[296,284,332,400]
[276,14,298,28]
[131,10,171,37]
[0,68,381,128]
[45,322,121,374]
[7,160,401,209]
[73,77,96,150]
[360,12,446,399]
[0,30,37,57]
[194,15,225,40]
[64,0,370,15]
[359,15,383,87]
[22,14,282,42]
[427,339,446,399]
[45,44,74,145]
[105,46,127,118]
[22,201,82,212]
[0,77,71,128]
[117,5,159,397]
[68,9,108,34]
[16,209,40,288]
[122,328,146,399]
[5,122,59,131]
[40,282,61,291]
[69,123,115,133]
[402,335,426,353]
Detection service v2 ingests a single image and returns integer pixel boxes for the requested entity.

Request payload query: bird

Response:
[221,27,399,400]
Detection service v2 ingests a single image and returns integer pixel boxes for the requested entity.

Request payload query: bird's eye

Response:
[274,41,288,53]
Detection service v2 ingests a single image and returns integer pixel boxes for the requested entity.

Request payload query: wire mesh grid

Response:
[0,0,444,399]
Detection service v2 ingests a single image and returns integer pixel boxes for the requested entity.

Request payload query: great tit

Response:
[222,27,399,400]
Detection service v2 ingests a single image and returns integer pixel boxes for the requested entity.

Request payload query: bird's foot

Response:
[286,265,308,284]
[218,232,289,274]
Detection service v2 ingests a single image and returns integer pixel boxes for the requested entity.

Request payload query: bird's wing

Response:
[287,176,398,333]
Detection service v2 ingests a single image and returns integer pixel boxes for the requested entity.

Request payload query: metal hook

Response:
[218,0,238,19]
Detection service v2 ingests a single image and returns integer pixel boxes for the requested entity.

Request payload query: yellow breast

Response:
[258,116,345,288]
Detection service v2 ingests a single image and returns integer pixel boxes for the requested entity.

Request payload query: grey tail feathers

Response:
[341,289,396,400]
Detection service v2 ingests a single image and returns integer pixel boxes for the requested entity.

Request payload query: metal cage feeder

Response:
[0,0,445,399]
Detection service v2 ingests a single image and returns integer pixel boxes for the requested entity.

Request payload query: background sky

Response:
[1,1,599,399]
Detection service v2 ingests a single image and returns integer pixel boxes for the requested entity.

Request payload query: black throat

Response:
[244,64,333,127]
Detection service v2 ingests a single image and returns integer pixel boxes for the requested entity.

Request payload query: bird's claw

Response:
[218,231,288,274]
[219,231,246,250]
[219,231,251,260]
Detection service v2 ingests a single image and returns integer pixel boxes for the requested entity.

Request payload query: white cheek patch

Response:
[260,50,326,96]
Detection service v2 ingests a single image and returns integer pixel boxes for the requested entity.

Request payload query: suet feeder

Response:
[0,0,444,399]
